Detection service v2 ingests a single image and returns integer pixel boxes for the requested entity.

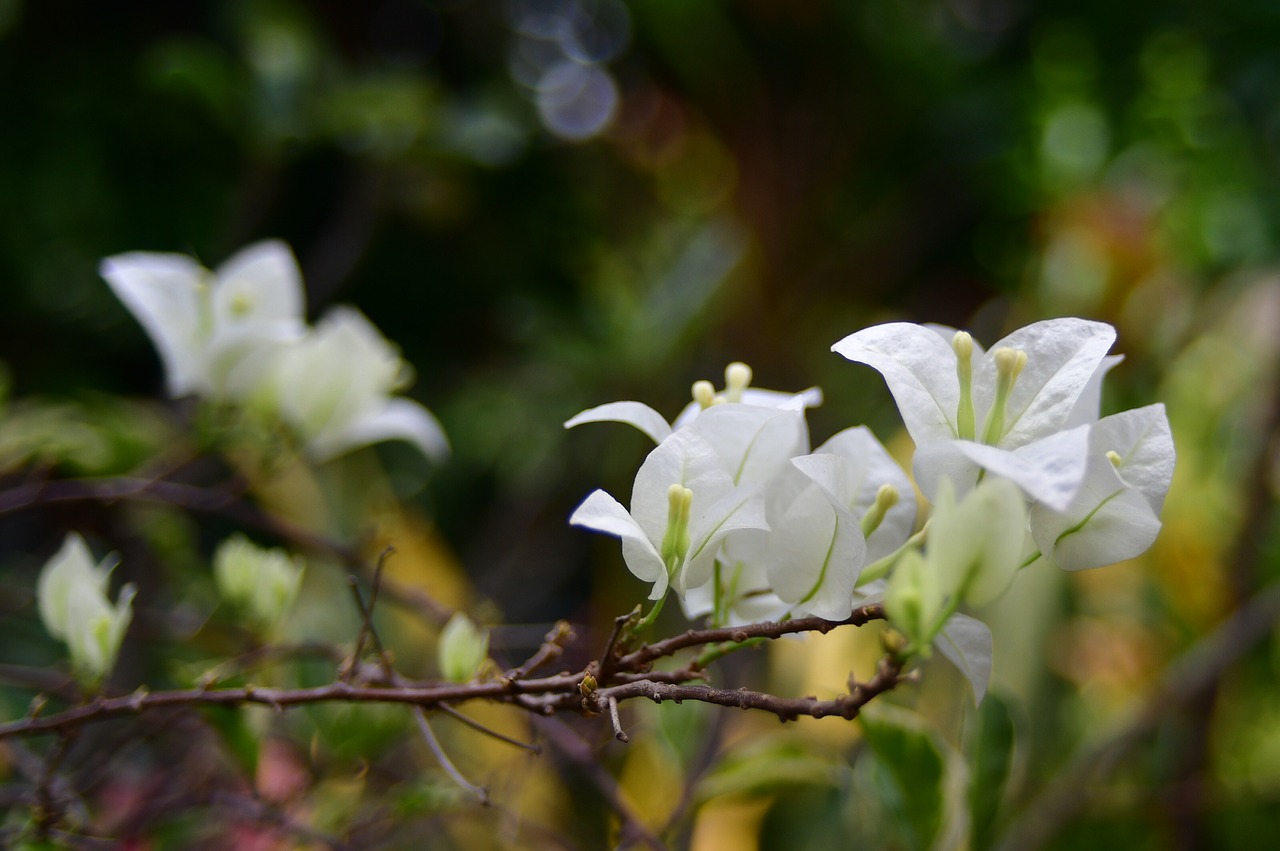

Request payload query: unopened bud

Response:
[438,613,490,683]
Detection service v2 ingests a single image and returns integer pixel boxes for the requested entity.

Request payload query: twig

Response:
[617,605,886,670]
[535,716,666,851]
[413,708,489,805]
[607,697,628,743]
[436,703,541,754]
[597,606,641,682]
[505,621,576,682]
[2,610,898,740]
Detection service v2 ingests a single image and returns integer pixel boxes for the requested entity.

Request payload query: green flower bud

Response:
[36,533,134,686]
[213,534,305,634]
[438,613,490,683]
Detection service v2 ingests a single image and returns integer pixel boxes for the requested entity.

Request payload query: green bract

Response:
[437,613,490,683]
[213,535,305,634]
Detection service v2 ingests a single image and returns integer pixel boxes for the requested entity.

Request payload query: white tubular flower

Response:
[1030,404,1175,571]
[570,428,769,600]
[832,319,1116,507]
[268,307,448,462]
[36,533,134,686]
[100,240,306,400]
[563,359,821,445]
[213,535,305,633]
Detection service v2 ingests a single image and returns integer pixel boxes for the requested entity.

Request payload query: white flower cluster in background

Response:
[568,319,1175,698]
[100,241,448,463]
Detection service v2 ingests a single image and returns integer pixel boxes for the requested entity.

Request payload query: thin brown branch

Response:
[436,703,541,754]
[1,609,897,741]
[505,621,576,682]
[616,604,886,670]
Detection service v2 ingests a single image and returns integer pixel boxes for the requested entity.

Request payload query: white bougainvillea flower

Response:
[570,427,768,599]
[564,360,821,444]
[833,318,1116,507]
[1030,404,1174,570]
[833,319,1115,448]
[37,533,135,685]
[100,240,306,400]
[268,307,448,462]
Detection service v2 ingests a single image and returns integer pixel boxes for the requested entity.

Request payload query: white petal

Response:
[570,490,668,598]
[992,318,1116,447]
[681,486,769,592]
[832,322,963,445]
[688,404,807,486]
[912,440,982,504]
[312,398,450,462]
[934,613,993,704]
[563,401,673,444]
[1064,355,1123,428]
[1091,404,1175,512]
[952,425,1091,512]
[1032,484,1161,571]
[100,252,206,396]
[631,428,734,542]
[809,426,917,558]
[213,239,306,325]
[763,484,866,620]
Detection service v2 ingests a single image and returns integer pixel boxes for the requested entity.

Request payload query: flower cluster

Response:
[568,319,1174,688]
[101,241,448,463]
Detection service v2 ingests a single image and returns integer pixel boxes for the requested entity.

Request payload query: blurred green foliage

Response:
[3,0,1280,848]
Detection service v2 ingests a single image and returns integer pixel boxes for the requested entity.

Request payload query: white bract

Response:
[213,534,305,633]
[265,307,448,462]
[570,424,769,600]
[36,533,135,686]
[101,240,305,401]
[833,319,1116,508]
[1030,403,1175,570]
[564,360,821,445]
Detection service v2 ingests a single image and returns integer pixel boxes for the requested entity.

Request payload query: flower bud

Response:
[36,533,134,686]
[213,535,305,635]
[438,613,490,683]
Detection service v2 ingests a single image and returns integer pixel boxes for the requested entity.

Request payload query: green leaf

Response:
[859,705,970,850]
[967,692,1016,850]
[697,735,842,801]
